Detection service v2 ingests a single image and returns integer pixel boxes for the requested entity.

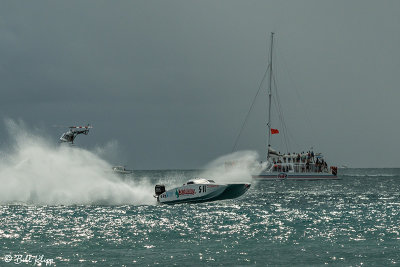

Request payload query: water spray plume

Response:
[0,119,154,205]
[200,150,261,183]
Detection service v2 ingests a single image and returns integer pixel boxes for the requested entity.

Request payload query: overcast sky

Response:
[1,1,399,169]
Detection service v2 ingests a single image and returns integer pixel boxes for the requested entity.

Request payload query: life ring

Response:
[277,173,287,179]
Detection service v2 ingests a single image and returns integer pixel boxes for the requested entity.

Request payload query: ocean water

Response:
[0,168,399,266]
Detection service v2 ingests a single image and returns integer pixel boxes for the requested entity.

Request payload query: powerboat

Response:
[112,166,133,175]
[154,178,251,204]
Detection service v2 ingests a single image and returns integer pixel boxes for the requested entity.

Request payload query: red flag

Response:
[271,128,279,134]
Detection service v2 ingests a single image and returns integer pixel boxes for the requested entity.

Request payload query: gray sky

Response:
[1,1,399,169]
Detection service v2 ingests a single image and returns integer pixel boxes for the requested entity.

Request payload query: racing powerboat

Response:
[154,178,251,204]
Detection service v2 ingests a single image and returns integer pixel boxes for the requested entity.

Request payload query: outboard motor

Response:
[330,166,338,176]
[155,184,166,198]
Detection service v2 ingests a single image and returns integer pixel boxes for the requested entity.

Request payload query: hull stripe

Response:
[252,173,339,180]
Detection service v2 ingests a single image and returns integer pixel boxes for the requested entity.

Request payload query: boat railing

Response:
[270,162,330,173]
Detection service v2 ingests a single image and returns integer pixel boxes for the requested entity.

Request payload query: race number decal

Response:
[198,185,207,193]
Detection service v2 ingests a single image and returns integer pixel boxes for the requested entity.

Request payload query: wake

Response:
[0,119,261,205]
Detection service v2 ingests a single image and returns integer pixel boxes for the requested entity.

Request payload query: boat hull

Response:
[158,183,251,204]
[253,172,339,180]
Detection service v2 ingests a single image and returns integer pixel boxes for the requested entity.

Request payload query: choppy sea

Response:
[1,168,399,266]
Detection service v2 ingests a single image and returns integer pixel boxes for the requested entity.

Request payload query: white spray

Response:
[199,150,263,184]
[0,119,154,205]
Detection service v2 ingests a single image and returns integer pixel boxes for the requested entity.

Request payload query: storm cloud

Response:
[1,1,399,168]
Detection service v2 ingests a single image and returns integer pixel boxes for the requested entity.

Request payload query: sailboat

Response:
[252,33,339,180]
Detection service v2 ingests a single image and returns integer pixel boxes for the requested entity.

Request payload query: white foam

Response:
[0,119,154,205]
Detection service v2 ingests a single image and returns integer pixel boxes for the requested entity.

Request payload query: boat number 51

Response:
[198,185,206,193]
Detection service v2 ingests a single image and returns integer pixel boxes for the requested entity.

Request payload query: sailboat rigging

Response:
[247,33,339,180]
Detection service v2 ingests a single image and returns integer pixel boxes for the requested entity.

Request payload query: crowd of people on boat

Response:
[270,151,330,173]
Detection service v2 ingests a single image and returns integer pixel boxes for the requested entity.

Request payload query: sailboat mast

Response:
[267,32,274,159]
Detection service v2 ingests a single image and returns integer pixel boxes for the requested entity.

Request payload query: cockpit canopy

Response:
[186,178,215,185]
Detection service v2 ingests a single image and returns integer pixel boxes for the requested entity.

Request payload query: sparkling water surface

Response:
[1,168,399,266]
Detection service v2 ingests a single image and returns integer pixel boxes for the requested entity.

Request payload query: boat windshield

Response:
[185,178,214,185]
